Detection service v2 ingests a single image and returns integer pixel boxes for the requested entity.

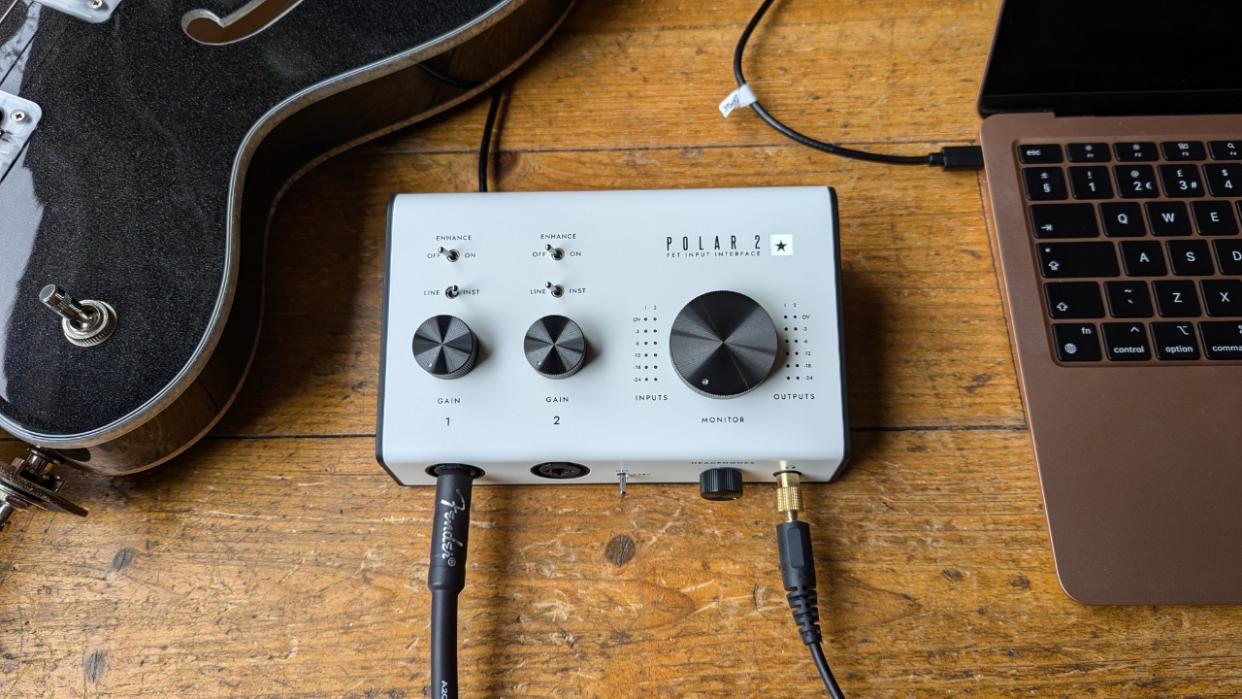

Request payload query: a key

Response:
[1069,166,1114,199]
[1115,165,1159,198]
[1019,144,1063,164]
[1209,140,1242,160]
[1024,167,1068,201]
[1051,323,1102,362]
[1161,141,1206,161]
[1200,322,1242,359]
[1104,281,1154,318]
[1120,241,1167,276]
[1192,200,1239,235]
[1204,164,1242,197]
[1115,142,1158,162]
[1154,280,1202,317]
[1045,282,1105,319]
[1102,323,1152,361]
[1030,204,1098,238]
[1151,322,1200,360]
[1214,239,1242,275]
[1037,243,1120,278]
[1101,203,1145,237]
[1158,164,1204,197]
[1068,143,1110,163]
[1201,280,1242,317]
[1168,240,1214,276]
[1146,202,1191,236]
[1102,202,1147,238]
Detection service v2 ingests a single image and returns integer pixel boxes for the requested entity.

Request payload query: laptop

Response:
[978,0,1242,604]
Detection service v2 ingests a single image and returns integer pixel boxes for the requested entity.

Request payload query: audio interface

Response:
[377,187,847,486]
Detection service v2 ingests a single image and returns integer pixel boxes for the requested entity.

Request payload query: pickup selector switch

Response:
[670,291,779,398]
[412,315,478,379]
[525,315,587,378]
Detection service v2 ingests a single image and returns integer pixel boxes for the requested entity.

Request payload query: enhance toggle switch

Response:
[545,244,565,261]
[437,246,460,262]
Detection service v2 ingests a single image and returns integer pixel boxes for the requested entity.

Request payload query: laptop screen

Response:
[978,0,1242,116]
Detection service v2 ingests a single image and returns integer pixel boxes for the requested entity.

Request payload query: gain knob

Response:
[412,315,478,379]
[669,291,779,398]
[525,315,587,379]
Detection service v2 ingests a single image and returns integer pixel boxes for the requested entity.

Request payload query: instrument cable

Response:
[733,0,983,171]
[479,86,506,192]
[427,464,482,699]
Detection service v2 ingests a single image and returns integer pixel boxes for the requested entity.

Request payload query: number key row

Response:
[1024,163,1242,201]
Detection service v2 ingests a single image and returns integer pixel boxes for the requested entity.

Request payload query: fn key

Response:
[1052,323,1102,362]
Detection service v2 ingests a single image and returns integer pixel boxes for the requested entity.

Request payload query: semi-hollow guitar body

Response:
[0,0,574,520]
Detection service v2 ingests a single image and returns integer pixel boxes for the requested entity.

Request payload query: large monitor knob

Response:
[669,291,779,398]
[412,315,479,379]
[525,315,588,379]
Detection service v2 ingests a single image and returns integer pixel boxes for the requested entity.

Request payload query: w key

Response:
[1030,204,1098,238]
[1201,280,1242,317]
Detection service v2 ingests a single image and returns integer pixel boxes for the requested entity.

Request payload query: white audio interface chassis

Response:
[377,187,847,486]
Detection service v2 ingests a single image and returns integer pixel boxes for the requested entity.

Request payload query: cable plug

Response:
[935,145,985,171]
[775,469,822,645]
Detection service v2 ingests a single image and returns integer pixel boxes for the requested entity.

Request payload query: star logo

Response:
[770,234,794,256]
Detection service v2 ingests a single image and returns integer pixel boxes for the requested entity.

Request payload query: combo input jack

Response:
[531,461,589,479]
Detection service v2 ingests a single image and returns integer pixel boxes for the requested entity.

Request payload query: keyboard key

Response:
[1192,200,1239,235]
[1045,282,1104,319]
[1154,280,1202,317]
[1069,166,1114,199]
[1209,140,1242,160]
[1158,164,1205,197]
[1105,281,1154,318]
[1115,165,1159,198]
[1019,144,1063,164]
[1200,322,1242,359]
[1115,142,1158,162]
[1102,323,1152,361]
[1201,280,1242,317]
[1101,203,1145,237]
[1023,167,1068,200]
[1030,204,1098,238]
[1120,241,1167,276]
[1204,164,1242,197]
[1168,240,1214,276]
[1146,202,1192,236]
[1068,142,1110,163]
[1151,322,1201,360]
[1037,243,1120,278]
[1052,323,1103,362]
[1214,239,1242,274]
[1161,141,1206,161]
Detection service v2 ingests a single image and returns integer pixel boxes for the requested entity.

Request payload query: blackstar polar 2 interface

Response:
[377,187,847,486]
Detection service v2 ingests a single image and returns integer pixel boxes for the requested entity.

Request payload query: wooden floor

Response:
[5,1,1242,696]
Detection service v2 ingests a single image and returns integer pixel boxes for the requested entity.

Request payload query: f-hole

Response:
[182,0,304,46]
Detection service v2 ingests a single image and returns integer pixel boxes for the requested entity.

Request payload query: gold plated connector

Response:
[775,468,803,521]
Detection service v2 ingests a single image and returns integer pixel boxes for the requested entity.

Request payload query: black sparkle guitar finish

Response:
[0,0,574,521]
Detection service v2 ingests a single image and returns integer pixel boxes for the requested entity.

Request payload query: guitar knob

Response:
[669,291,779,398]
[412,315,478,379]
[525,315,587,379]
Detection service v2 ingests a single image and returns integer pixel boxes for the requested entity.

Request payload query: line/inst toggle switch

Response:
[525,315,587,378]
[545,282,565,298]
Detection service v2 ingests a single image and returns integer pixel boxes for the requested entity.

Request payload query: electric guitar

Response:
[0,0,574,526]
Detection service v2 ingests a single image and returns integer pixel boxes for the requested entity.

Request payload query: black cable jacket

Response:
[428,465,479,699]
[478,87,505,193]
[810,643,846,699]
[733,0,949,167]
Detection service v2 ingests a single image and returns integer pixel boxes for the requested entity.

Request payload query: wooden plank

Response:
[3,431,1241,697]
[214,144,1019,438]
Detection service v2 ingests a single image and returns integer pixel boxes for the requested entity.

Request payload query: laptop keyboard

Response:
[1019,140,1242,363]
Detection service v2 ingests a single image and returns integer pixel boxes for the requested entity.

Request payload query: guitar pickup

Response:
[0,92,41,174]
[33,0,122,23]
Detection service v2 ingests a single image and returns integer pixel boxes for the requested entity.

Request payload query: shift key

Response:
[1038,243,1120,278]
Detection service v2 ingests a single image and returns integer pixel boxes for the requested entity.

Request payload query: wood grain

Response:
[5,0,1241,696]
